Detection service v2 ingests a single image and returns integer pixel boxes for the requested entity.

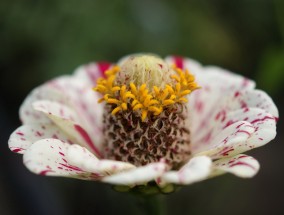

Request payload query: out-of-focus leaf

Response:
[257,47,284,95]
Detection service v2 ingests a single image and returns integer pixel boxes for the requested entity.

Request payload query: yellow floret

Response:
[93,59,200,121]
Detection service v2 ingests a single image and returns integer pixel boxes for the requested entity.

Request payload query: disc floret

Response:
[94,55,199,168]
[94,55,199,121]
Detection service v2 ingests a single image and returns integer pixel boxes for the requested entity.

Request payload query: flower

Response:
[8,54,278,193]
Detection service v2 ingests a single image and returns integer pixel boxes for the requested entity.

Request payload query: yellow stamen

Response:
[121,103,127,110]
[153,86,160,96]
[112,107,121,115]
[107,98,120,104]
[178,98,188,103]
[180,90,191,96]
[93,59,200,120]
[166,85,174,94]
[104,94,109,100]
[130,83,137,95]
[98,98,105,103]
[124,93,135,99]
[132,99,139,106]
[139,84,146,93]
[160,89,169,100]
[148,99,159,106]
[141,110,148,121]
[111,86,120,92]
[170,75,180,82]
[153,106,163,115]
[143,95,153,107]
[176,83,181,92]
[163,99,175,106]
[133,104,143,110]
[148,106,161,114]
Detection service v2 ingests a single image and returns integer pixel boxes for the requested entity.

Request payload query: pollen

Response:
[93,55,200,121]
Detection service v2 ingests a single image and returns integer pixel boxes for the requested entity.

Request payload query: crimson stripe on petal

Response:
[172,56,184,69]
[97,62,111,77]
[74,124,102,158]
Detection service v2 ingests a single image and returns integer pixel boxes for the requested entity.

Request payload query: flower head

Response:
[9,54,278,193]
[94,55,199,169]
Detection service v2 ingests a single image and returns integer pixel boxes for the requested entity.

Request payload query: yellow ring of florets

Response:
[93,64,200,121]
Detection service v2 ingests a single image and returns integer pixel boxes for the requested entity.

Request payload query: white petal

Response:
[165,57,277,157]
[33,100,78,121]
[165,56,255,90]
[20,80,70,124]
[23,139,100,180]
[33,100,102,157]
[230,89,279,118]
[67,144,135,176]
[194,121,255,158]
[42,77,104,149]
[191,96,277,156]
[212,154,260,178]
[102,162,168,186]
[160,156,212,185]
[202,66,256,90]
[8,123,71,154]
[20,74,104,147]
[74,62,112,85]
[69,88,104,149]
[194,108,277,159]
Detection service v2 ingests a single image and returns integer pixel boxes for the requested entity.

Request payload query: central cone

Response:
[101,55,193,169]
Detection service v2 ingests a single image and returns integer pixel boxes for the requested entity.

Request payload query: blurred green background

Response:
[0,0,283,215]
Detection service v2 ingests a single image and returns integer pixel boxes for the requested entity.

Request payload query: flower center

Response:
[94,54,199,168]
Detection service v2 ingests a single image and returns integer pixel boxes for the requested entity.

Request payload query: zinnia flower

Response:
[8,54,278,193]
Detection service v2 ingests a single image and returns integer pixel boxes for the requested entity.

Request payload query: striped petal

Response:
[47,76,104,149]
[194,109,276,159]
[20,81,70,124]
[74,62,112,85]
[33,100,102,158]
[190,89,278,155]
[23,139,100,180]
[66,144,135,176]
[211,154,260,178]
[8,123,71,154]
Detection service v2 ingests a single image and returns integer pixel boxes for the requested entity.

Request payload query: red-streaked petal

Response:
[8,123,71,154]
[68,88,104,149]
[66,144,135,176]
[20,81,71,124]
[33,100,102,158]
[212,154,260,178]
[194,109,276,159]
[165,57,268,155]
[160,156,212,185]
[194,121,255,158]
[47,76,104,149]
[33,100,78,121]
[165,56,256,91]
[191,89,278,155]
[102,162,168,186]
[231,89,277,113]
[20,75,104,144]
[74,62,112,85]
[23,139,101,180]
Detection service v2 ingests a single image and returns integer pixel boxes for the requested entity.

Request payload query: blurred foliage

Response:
[0,0,283,96]
[257,0,284,95]
[258,47,284,95]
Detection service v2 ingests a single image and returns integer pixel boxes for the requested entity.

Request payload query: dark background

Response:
[1,0,283,214]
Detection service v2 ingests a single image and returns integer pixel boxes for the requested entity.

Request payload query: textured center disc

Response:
[102,103,191,169]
